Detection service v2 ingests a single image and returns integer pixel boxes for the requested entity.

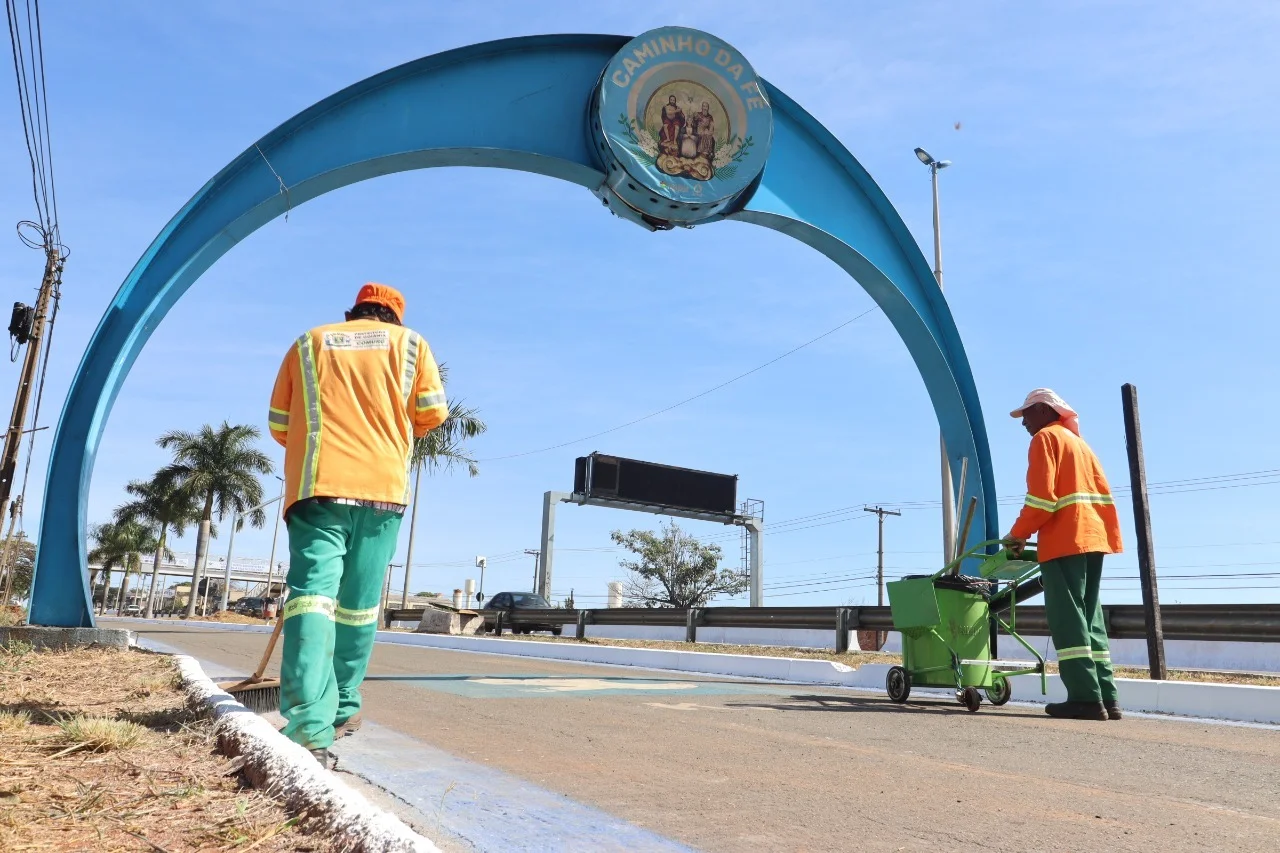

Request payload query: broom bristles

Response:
[219,678,281,714]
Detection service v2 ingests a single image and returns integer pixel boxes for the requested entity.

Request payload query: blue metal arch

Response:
[29,34,996,627]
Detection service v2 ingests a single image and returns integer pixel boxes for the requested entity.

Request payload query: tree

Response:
[611,522,748,609]
[156,422,273,618]
[400,365,487,606]
[115,475,204,618]
[0,533,35,603]
[88,521,158,615]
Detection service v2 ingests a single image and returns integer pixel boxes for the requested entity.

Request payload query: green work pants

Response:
[279,500,402,749]
[1041,552,1118,704]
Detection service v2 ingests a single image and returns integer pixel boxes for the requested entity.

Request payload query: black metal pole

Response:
[1121,383,1167,680]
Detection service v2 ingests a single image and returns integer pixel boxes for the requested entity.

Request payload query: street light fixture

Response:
[916,145,957,562]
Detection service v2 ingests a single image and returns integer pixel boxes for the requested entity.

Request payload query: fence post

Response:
[1121,383,1168,680]
[685,608,700,643]
[494,611,504,636]
[835,608,850,654]
[576,609,589,641]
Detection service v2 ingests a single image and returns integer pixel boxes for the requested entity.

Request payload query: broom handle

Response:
[252,614,285,681]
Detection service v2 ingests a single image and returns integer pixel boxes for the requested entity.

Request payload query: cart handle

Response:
[932,538,1037,580]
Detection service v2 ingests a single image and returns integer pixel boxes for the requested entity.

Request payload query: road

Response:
[124,621,1280,852]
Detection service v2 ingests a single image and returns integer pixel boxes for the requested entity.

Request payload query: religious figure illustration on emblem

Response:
[617,79,755,182]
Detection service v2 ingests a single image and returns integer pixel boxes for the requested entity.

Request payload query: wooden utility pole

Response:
[1121,383,1168,680]
[0,248,60,529]
[0,248,61,604]
[864,505,901,650]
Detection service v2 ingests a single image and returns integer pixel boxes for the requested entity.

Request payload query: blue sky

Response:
[1,1,1276,607]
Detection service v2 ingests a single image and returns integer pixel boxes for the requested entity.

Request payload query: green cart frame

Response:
[884,539,1047,712]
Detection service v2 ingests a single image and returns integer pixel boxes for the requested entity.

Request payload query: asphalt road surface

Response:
[124,621,1280,852]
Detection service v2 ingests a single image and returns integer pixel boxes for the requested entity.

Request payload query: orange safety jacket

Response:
[268,319,448,514]
[1009,422,1123,563]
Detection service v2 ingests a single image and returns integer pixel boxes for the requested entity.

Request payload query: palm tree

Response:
[115,475,204,618]
[88,521,160,615]
[156,422,274,618]
[400,365,487,606]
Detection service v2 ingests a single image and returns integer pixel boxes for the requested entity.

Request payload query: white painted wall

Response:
[567,623,1280,673]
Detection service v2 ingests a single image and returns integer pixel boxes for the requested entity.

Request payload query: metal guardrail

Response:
[384,603,1280,646]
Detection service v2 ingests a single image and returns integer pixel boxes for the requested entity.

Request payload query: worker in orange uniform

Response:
[1005,389,1124,721]
[268,283,448,765]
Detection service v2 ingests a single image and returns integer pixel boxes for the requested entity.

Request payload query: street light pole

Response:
[219,492,284,612]
[264,475,284,601]
[915,147,956,563]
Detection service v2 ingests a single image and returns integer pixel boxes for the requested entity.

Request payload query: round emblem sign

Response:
[591,27,773,228]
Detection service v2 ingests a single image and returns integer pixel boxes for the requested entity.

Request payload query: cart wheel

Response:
[962,687,982,712]
[886,666,911,703]
[985,677,1012,706]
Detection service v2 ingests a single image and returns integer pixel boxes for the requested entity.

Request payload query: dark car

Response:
[233,597,267,617]
[485,591,562,636]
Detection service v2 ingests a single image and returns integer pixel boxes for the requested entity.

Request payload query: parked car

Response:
[485,592,562,635]
[232,597,267,617]
[123,603,142,616]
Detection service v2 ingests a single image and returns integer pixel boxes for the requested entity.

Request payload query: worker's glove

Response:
[1003,536,1027,558]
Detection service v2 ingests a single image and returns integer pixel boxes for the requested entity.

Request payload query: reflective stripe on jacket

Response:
[268,319,448,513]
[1010,422,1123,562]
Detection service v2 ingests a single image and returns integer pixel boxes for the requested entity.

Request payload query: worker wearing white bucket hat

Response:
[1006,389,1124,720]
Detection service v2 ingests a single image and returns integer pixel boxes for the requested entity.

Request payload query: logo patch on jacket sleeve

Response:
[323,329,390,351]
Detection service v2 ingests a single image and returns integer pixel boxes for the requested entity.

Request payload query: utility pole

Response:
[524,549,540,593]
[864,506,901,652]
[0,248,62,530]
[863,506,902,608]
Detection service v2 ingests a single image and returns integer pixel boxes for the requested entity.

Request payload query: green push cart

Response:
[884,539,1047,712]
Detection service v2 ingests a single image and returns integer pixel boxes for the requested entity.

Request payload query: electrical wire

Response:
[478,306,880,461]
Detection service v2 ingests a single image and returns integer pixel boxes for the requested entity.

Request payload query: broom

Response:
[218,615,284,713]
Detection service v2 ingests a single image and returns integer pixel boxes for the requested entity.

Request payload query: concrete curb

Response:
[172,654,440,853]
[1,625,135,650]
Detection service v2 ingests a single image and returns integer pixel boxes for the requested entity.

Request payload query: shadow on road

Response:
[727,693,1047,719]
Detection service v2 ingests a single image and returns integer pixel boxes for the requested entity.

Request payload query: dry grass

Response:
[494,634,1280,687]
[0,606,23,627]
[0,642,338,852]
[56,716,148,752]
[193,611,272,625]
[0,710,30,734]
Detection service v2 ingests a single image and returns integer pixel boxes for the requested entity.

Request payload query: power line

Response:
[479,306,880,461]
[5,0,59,243]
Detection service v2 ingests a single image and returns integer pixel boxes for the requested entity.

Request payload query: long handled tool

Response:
[218,615,284,713]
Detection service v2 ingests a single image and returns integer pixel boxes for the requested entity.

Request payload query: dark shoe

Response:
[334,714,363,738]
[309,748,335,769]
[1045,701,1108,720]
[1104,700,1123,720]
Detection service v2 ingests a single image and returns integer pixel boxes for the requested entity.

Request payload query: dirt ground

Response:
[0,640,337,852]
[487,633,1280,686]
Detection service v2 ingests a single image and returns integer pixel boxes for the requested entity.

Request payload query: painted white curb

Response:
[173,654,439,853]
[371,632,1280,726]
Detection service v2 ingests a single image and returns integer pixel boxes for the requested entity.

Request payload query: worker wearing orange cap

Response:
[268,283,448,765]
[1005,389,1124,721]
